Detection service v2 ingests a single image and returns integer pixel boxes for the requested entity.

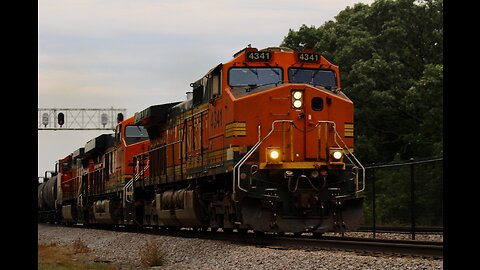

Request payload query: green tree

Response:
[281,0,443,164]
[281,0,443,227]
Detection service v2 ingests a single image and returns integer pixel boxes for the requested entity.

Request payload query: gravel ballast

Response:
[38,224,443,269]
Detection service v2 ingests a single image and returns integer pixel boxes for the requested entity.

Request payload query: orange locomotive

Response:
[38,116,150,225]
[38,46,365,235]
[132,46,365,234]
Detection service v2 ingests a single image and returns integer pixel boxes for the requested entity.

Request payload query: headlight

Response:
[270,150,279,159]
[266,147,282,164]
[292,90,304,109]
[332,151,343,160]
[328,148,345,167]
[293,91,303,100]
[293,100,302,108]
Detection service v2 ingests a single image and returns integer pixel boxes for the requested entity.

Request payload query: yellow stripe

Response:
[226,127,246,134]
[345,123,354,137]
[225,122,246,137]
[259,161,346,170]
[260,162,327,170]
[226,130,246,137]
[226,122,246,129]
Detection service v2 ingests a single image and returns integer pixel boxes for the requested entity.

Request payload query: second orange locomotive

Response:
[39,46,365,235]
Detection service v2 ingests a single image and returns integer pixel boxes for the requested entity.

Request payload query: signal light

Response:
[117,113,124,123]
[101,113,108,127]
[41,113,49,127]
[57,112,64,126]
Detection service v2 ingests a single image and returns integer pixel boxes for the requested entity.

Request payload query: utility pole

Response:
[38,108,127,130]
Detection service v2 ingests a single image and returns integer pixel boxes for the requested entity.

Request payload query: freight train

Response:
[38,46,365,235]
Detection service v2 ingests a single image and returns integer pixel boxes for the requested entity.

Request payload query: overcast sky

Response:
[38,0,375,177]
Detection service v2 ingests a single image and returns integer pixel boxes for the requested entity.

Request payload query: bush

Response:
[139,241,165,267]
[72,238,90,253]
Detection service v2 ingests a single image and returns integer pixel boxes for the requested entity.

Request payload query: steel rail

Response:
[224,234,443,258]
[357,226,444,234]
[52,224,443,258]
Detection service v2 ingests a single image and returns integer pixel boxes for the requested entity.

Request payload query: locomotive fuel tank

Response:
[156,189,207,227]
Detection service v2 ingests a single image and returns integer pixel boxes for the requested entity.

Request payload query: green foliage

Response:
[281,0,443,227]
[362,159,443,226]
[281,0,443,164]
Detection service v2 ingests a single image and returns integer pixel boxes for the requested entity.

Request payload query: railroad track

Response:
[63,224,444,258]
[358,226,443,234]
[248,235,443,258]
[163,230,443,258]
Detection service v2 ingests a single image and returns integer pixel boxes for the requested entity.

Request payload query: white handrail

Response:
[315,121,365,193]
[123,160,150,207]
[232,120,294,201]
[231,119,365,198]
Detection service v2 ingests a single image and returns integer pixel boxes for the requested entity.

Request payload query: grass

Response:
[38,240,119,270]
[39,238,166,269]
[72,238,90,253]
[139,241,166,267]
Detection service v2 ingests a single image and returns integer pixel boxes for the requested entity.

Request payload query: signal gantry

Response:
[38,108,127,130]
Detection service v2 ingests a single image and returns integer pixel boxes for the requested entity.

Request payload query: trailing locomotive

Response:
[38,46,365,235]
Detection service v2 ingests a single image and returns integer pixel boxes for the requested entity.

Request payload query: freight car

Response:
[38,46,365,235]
[37,171,60,223]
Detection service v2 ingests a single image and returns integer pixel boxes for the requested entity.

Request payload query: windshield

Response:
[124,125,149,145]
[289,68,337,90]
[229,67,283,87]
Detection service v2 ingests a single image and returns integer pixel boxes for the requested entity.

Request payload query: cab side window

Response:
[207,71,221,100]
[211,72,221,98]
[115,124,122,144]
